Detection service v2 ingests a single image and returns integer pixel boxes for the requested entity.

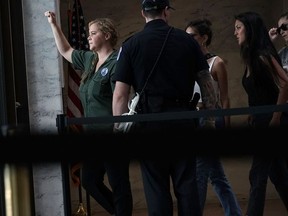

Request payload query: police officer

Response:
[112,0,217,215]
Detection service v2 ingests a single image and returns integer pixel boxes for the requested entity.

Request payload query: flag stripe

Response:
[68,76,81,99]
[67,98,82,117]
[68,86,83,114]
[68,65,82,85]
[67,0,89,124]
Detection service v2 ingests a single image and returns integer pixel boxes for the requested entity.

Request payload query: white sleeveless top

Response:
[194,56,220,107]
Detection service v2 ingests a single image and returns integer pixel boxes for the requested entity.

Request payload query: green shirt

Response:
[72,49,118,133]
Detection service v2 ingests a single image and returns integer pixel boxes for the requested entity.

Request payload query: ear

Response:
[202,34,208,45]
[163,7,169,18]
[141,10,145,18]
[105,32,111,41]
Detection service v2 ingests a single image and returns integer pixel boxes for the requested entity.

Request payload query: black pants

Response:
[104,159,133,216]
[140,159,201,216]
[246,156,288,216]
[81,161,115,214]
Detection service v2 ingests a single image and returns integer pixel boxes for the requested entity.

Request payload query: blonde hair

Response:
[88,18,118,47]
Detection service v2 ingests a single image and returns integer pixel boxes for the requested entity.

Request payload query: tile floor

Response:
[74,198,287,216]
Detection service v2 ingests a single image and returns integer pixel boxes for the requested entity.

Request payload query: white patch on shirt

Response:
[101,68,108,76]
[284,65,288,73]
[117,47,122,61]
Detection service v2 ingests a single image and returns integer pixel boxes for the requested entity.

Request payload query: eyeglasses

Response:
[276,23,288,34]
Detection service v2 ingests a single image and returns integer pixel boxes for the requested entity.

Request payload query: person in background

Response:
[112,0,217,215]
[234,11,288,216]
[185,18,242,216]
[268,11,288,74]
[185,19,230,128]
[269,11,288,115]
[268,10,288,172]
[45,11,131,216]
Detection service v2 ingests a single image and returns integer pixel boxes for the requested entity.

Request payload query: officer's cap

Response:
[142,0,175,11]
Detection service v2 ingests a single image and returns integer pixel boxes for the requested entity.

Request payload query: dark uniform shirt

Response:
[113,19,209,100]
[72,49,118,132]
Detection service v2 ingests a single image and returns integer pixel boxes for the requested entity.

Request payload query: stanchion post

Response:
[56,114,68,134]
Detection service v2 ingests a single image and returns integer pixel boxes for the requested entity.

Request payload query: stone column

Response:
[22,0,66,215]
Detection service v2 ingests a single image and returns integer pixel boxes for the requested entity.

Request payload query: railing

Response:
[56,104,288,133]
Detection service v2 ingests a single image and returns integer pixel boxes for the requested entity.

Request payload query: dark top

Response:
[242,68,278,107]
[113,19,209,100]
[242,67,279,126]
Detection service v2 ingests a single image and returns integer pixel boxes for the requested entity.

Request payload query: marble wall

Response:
[23,0,64,135]
[22,0,65,216]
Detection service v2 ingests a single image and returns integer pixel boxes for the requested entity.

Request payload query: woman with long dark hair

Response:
[234,11,288,216]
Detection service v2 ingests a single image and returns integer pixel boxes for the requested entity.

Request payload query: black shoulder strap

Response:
[139,27,174,96]
[205,53,216,60]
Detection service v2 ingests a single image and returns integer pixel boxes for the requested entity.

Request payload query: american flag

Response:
[67,0,89,131]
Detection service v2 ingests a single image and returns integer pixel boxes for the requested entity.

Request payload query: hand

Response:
[113,122,128,133]
[70,163,82,187]
[269,113,281,127]
[113,122,119,131]
[44,11,56,24]
[268,27,278,41]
